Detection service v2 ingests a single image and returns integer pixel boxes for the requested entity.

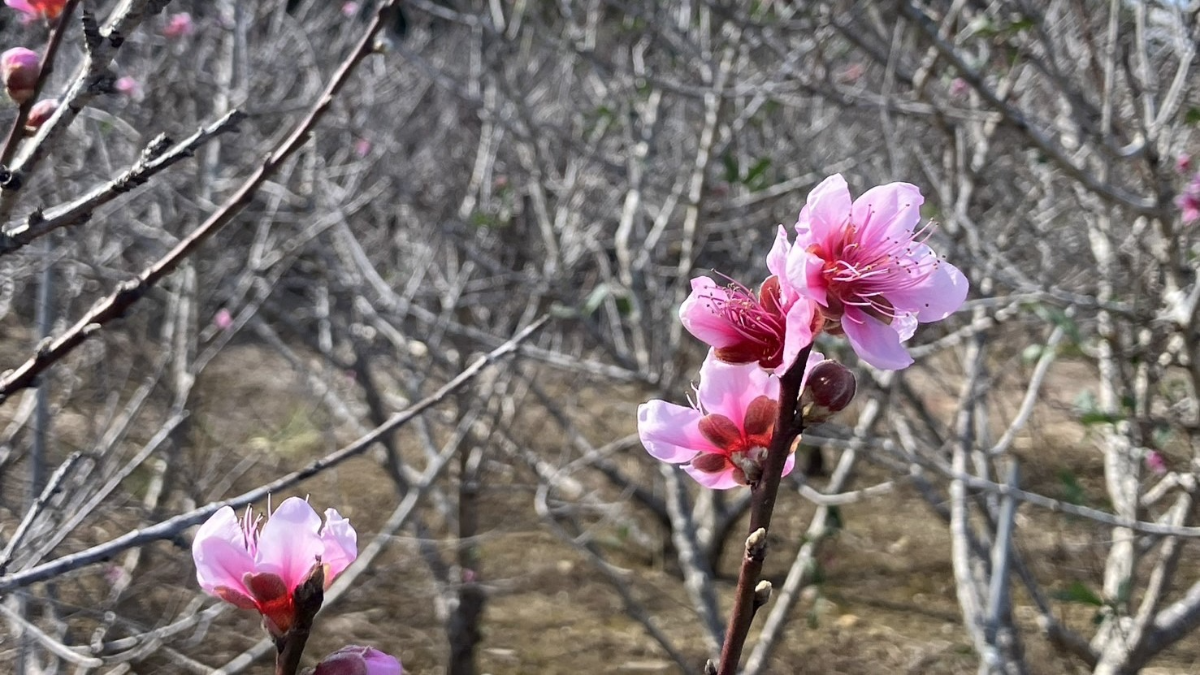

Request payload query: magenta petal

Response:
[851,182,923,244]
[683,461,740,489]
[696,354,779,422]
[362,648,404,675]
[884,256,969,321]
[842,308,914,370]
[320,509,358,584]
[257,497,326,589]
[5,0,35,13]
[192,512,257,598]
[637,401,710,463]
[679,277,741,348]
[777,299,816,375]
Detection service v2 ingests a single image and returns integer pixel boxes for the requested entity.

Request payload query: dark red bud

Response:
[800,360,856,422]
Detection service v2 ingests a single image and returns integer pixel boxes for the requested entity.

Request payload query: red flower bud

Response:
[800,360,856,422]
[24,98,57,131]
[1,47,39,104]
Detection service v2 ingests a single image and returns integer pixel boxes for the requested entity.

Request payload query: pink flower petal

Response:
[695,355,779,422]
[683,460,740,489]
[679,277,741,348]
[320,508,358,583]
[765,225,791,280]
[778,298,816,375]
[841,307,913,370]
[883,255,969,321]
[637,401,709,462]
[850,182,923,245]
[257,497,326,589]
[192,506,256,597]
[784,248,828,307]
[795,174,851,248]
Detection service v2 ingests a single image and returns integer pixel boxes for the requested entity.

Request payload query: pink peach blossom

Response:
[637,350,821,489]
[163,12,194,38]
[314,646,403,675]
[1145,450,1167,475]
[785,174,968,370]
[213,308,234,330]
[6,0,65,22]
[1,48,39,104]
[191,497,357,635]
[1177,154,1192,174]
[114,76,142,99]
[1177,174,1200,224]
[680,226,817,374]
[24,98,57,131]
[353,138,371,158]
[341,2,360,17]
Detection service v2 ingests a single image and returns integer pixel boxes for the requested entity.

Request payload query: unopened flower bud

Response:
[313,646,403,675]
[800,360,856,423]
[25,98,57,131]
[2,48,39,104]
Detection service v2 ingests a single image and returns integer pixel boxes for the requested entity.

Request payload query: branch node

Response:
[81,11,102,53]
[745,527,768,560]
[753,580,773,609]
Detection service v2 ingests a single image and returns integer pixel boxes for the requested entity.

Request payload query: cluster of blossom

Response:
[639,175,968,488]
[192,497,403,673]
[0,4,194,128]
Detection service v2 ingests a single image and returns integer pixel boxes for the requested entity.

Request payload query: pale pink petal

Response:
[893,313,917,342]
[637,401,710,462]
[683,461,740,489]
[5,0,34,13]
[784,248,828,306]
[850,182,923,244]
[842,307,913,370]
[765,225,791,280]
[780,452,797,479]
[192,507,256,596]
[795,174,851,248]
[696,355,779,421]
[320,509,358,583]
[777,298,816,375]
[257,497,325,589]
[679,277,741,348]
[883,257,969,321]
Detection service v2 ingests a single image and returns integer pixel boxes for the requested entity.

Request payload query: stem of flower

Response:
[274,567,326,675]
[716,345,812,675]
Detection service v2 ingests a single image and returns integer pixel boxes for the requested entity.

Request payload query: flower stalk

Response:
[715,343,812,675]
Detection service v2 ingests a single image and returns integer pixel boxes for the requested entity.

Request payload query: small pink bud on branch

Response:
[1,48,39,104]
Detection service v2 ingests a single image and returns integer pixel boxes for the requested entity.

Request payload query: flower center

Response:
[702,276,789,368]
[813,220,943,323]
[691,395,778,485]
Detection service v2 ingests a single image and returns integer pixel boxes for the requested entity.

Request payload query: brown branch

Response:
[0,110,245,256]
[0,1,402,406]
[716,344,812,675]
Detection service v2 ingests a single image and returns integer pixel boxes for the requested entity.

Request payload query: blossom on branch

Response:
[785,174,968,370]
[163,12,195,38]
[191,497,357,636]
[1,47,39,104]
[680,227,817,374]
[314,646,403,675]
[5,0,65,22]
[638,350,821,489]
[24,97,56,131]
